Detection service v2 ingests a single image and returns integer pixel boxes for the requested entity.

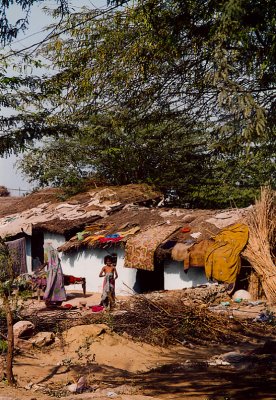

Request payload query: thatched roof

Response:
[0,182,251,262]
[0,184,162,238]
[58,206,250,253]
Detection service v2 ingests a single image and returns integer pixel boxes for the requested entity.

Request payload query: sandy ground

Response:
[0,290,275,400]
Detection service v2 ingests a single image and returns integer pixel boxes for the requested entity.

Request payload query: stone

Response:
[25,382,34,390]
[232,289,252,301]
[67,377,86,393]
[67,383,78,393]
[14,337,33,351]
[29,332,55,347]
[13,321,35,339]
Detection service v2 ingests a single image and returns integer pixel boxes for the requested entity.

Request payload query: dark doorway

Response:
[31,230,44,270]
[133,258,164,293]
[235,257,253,291]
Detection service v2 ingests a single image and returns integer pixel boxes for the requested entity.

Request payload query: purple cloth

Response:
[43,244,66,303]
[6,238,27,276]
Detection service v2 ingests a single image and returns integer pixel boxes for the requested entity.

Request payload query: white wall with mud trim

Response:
[44,232,137,295]
[43,232,207,293]
[25,237,32,272]
[164,260,208,290]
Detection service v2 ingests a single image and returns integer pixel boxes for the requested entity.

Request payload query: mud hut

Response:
[1,184,273,300]
[58,204,251,294]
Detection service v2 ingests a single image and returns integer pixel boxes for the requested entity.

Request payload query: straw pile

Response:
[243,187,276,304]
[248,271,262,300]
[111,296,236,345]
[109,295,276,346]
[0,186,9,197]
[17,295,275,347]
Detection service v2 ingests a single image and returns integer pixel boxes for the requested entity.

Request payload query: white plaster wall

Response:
[25,237,32,273]
[43,233,137,295]
[164,260,208,290]
[43,233,208,293]
[44,232,65,251]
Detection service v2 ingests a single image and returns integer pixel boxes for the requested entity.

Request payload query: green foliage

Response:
[0,240,15,385]
[0,339,8,353]
[0,240,14,296]
[37,1,275,140]
[17,134,93,187]
[0,60,61,157]
[4,0,276,207]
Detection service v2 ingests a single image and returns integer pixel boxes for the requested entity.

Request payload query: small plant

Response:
[0,339,8,353]
[0,238,15,385]
[61,357,73,369]
[75,336,96,365]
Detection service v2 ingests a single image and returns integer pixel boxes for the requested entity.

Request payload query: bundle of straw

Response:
[243,187,276,304]
[248,271,262,300]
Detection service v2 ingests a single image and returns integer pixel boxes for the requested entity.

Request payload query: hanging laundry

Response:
[125,224,180,271]
[6,237,27,276]
[98,236,122,243]
[117,226,140,237]
[82,234,105,244]
[76,231,88,240]
[205,223,249,284]
[105,233,120,239]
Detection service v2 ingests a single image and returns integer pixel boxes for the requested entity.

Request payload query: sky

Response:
[0,0,106,195]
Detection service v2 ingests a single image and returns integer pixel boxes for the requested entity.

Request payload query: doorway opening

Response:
[133,257,164,293]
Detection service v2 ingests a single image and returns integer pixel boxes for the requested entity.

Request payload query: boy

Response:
[99,255,118,309]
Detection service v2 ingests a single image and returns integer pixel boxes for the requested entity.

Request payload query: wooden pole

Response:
[3,295,15,385]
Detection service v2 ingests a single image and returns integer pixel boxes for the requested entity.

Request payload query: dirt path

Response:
[1,290,275,399]
[1,335,275,400]
[1,354,275,400]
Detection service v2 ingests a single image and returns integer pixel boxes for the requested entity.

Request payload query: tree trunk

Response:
[3,295,15,385]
